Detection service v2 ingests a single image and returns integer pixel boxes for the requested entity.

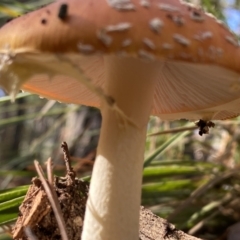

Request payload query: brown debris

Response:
[12,178,51,239]
[196,119,215,136]
[139,207,202,240]
[61,142,74,176]
[12,142,89,240]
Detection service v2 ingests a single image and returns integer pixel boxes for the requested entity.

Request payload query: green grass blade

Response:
[0,186,28,204]
[142,179,198,198]
[0,196,25,225]
[0,170,33,178]
[0,197,25,212]
[0,210,18,227]
[144,130,190,168]
[143,165,204,183]
[0,93,31,103]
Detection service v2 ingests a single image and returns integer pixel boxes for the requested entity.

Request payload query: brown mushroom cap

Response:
[0,0,240,120]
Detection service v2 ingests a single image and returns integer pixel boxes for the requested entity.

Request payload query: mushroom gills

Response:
[1,53,240,121]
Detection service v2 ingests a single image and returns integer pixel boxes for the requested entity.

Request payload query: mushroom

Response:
[0,0,240,239]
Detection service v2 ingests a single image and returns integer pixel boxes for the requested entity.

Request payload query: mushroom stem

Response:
[82,56,159,240]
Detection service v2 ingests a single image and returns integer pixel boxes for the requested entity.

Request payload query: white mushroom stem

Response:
[82,56,160,240]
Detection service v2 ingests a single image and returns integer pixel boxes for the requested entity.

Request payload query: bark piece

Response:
[139,206,202,240]
[12,178,51,239]
[12,176,89,240]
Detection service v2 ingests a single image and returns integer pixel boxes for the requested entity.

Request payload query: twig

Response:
[46,158,53,186]
[34,160,69,240]
[61,142,73,174]
[148,126,197,137]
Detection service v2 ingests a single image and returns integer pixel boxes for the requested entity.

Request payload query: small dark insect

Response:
[196,119,215,136]
[163,222,176,238]
[58,3,68,20]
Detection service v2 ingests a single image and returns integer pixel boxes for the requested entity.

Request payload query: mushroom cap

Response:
[0,0,240,120]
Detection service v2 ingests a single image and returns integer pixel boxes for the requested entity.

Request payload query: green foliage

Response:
[202,0,226,20]
[144,129,191,167]
[0,186,28,226]
[0,0,53,26]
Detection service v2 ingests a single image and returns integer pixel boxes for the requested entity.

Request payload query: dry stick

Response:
[168,170,238,222]
[148,126,197,137]
[34,160,69,240]
[46,158,54,187]
[61,142,73,174]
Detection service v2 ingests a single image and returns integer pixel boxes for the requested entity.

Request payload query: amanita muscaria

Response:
[0,0,239,239]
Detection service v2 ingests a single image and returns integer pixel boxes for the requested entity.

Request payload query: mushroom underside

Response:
[1,53,240,120]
